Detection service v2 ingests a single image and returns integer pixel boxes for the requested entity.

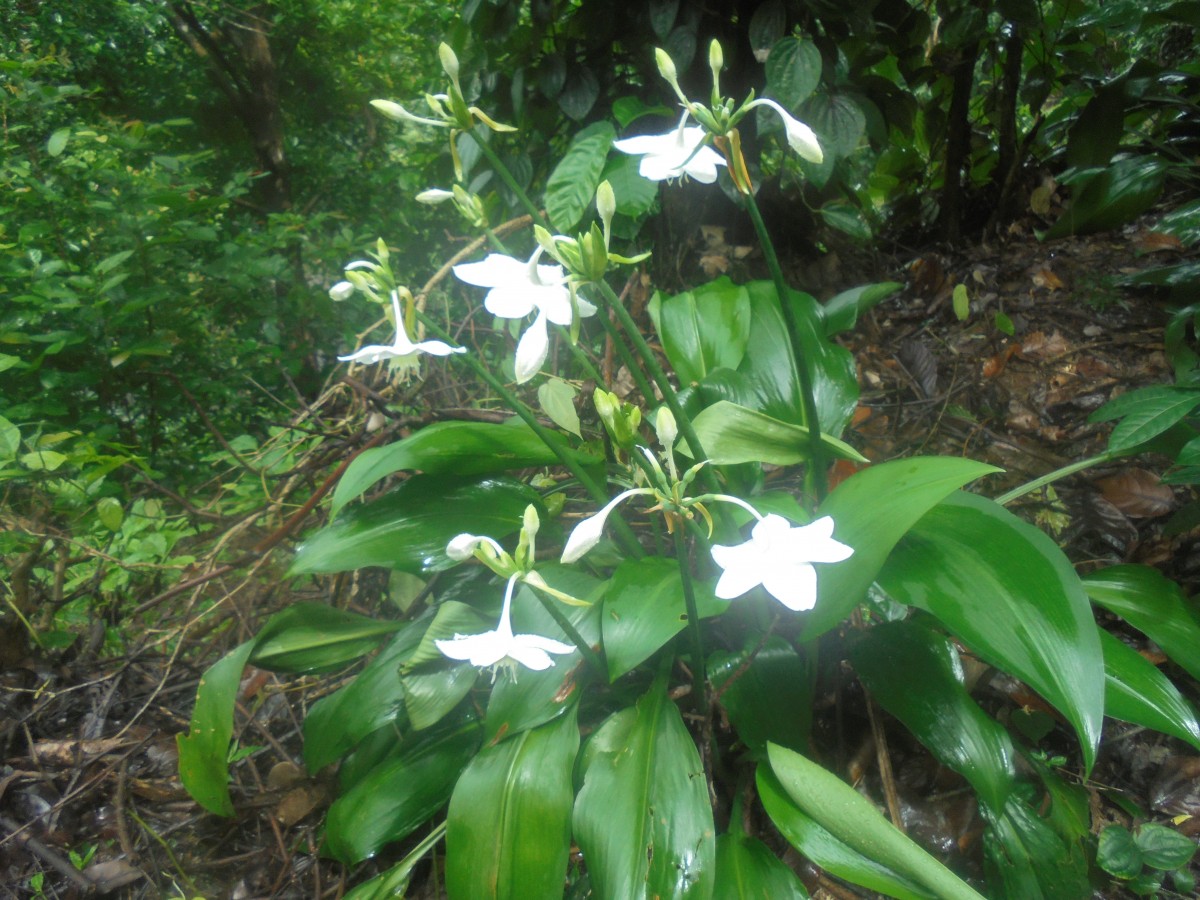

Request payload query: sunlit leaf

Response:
[648,277,752,387]
[688,400,867,466]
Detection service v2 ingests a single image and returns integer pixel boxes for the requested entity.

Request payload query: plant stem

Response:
[413,309,642,557]
[673,526,708,711]
[530,589,606,678]
[741,190,828,502]
[467,130,550,230]
[994,450,1120,506]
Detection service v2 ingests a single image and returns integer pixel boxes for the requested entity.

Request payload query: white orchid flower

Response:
[711,514,852,611]
[745,99,824,164]
[435,574,575,673]
[338,290,466,365]
[453,247,597,383]
[561,487,654,564]
[613,112,727,183]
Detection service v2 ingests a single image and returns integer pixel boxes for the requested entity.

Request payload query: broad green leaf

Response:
[801,91,866,159]
[446,707,579,900]
[1083,564,1200,682]
[95,249,134,275]
[689,400,868,466]
[303,616,430,772]
[767,744,985,900]
[600,152,659,218]
[249,602,401,673]
[545,121,615,231]
[1134,822,1197,870]
[1043,156,1167,239]
[177,641,255,817]
[21,449,67,471]
[757,767,934,900]
[766,37,822,109]
[748,0,786,54]
[574,680,715,899]
[879,492,1105,773]
[1067,83,1126,169]
[47,127,70,157]
[1100,629,1200,751]
[603,556,727,681]
[709,636,813,754]
[324,717,481,864]
[0,416,20,461]
[538,377,581,437]
[648,277,752,387]
[1097,825,1142,878]
[804,457,1000,640]
[850,620,1017,813]
[1090,385,1200,453]
[293,475,542,575]
[982,796,1090,899]
[332,420,577,514]
[342,824,446,900]
[96,497,123,532]
[714,830,809,899]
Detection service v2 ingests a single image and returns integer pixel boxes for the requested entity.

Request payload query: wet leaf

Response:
[1096,468,1175,517]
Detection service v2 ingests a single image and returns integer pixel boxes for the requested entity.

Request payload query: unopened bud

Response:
[415,188,454,204]
[655,48,678,85]
[709,40,724,76]
[438,43,460,81]
[655,407,678,448]
[329,281,355,302]
[596,180,616,227]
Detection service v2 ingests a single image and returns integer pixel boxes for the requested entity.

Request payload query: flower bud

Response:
[438,43,460,81]
[522,505,540,540]
[655,48,678,85]
[655,406,678,448]
[328,281,355,302]
[709,39,724,76]
[596,180,616,229]
[415,188,454,205]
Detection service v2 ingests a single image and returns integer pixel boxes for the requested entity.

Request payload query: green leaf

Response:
[714,830,810,900]
[879,492,1105,773]
[96,496,123,532]
[850,620,1017,813]
[250,602,401,673]
[1043,156,1168,239]
[20,449,67,471]
[95,249,134,275]
[801,91,866,159]
[689,400,868,466]
[1100,629,1200,751]
[603,556,727,681]
[1097,826,1143,879]
[709,636,813,753]
[538,377,581,437]
[177,641,256,816]
[332,419,578,514]
[952,284,969,320]
[982,796,1090,898]
[446,707,579,900]
[324,717,481,864]
[1134,823,1196,870]
[1083,564,1200,682]
[648,277,752,386]
[766,37,822,109]
[804,457,1000,640]
[757,767,934,900]
[47,127,70,157]
[293,475,542,575]
[574,681,715,899]
[0,416,21,461]
[545,121,615,231]
[1089,386,1200,453]
[600,153,659,218]
[767,744,986,900]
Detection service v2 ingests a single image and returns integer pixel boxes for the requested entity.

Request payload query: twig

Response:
[865,692,905,830]
[0,813,96,894]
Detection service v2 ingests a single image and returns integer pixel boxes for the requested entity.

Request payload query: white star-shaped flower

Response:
[711,514,852,611]
[453,247,597,383]
[338,290,465,365]
[435,575,575,673]
[613,112,727,183]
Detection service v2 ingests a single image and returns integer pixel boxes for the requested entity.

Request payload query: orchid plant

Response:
[179,35,1200,900]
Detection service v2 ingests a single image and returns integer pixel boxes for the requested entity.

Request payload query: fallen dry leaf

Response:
[1031,267,1065,291]
[1019,329,1071,360]
[1134,231,1184,254]
[1096,468,1175,518]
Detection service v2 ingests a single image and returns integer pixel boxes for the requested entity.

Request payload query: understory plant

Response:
[179,37,1200,899]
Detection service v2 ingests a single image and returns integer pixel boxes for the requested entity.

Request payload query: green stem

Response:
[591,300,659,404]
[673,526,708,712]
[994,450,1120,506]
[467,130,549,230]
[531,589,606,678]
[414,309,643,557]
[741,190,827,502]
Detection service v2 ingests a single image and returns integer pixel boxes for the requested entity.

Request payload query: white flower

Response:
[453,247,597,383]
[561,488,652,564]
[711,514,852,611]
[446,533,503,562]
[435,575,575,672]
[329,281,355,302]
[416,188,454,204]
[613,112,727,183]
[338,290,466,365]
[746,99,824,164]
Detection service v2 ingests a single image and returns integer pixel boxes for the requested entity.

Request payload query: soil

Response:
[2,220,1198,899]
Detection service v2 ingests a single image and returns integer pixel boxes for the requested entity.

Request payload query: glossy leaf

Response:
[709,636,813,754]
[574,681,715,899]
[756,767,934,900]
[803,457,1000,640]
[1088,385,1200,453]
[766,37,822,109]
[648,277,752,387]
[1043,156,1167,239]
[324,718,481,864]
[981,796,1090,900]
[767,744,985,900]
[545,121,615,231]
[713,830,809,900]
[850,620,1017,813]
[1135,822,1197,869]
[879,492,1104,772]
[177,641,255,817]
[1101,629,1200,751]
[332,419,575,514]
[446,707,579,900]
[249,602,401,673]
[342,823,446,900]
[603,556,727,681]
[600,153,659,218]
[293,475,542,576]
[689,401,867,467]
[821,282,903,336]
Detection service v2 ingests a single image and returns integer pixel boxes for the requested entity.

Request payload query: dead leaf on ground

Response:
[1019,329,1071,360]
[1134,231,1184,254]
[1096,469,1175,518]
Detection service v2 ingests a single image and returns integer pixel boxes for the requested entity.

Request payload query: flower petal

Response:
[435,631,506,667]
[409,337,466,356]
[482,286,537,320]
[337,343,399,364]
[763,563,818,611]
[453,253,528,288]
[561,488,647,563]
[514,312,549,383]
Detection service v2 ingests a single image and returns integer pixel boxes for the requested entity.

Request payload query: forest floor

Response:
[2,218,1198,899]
